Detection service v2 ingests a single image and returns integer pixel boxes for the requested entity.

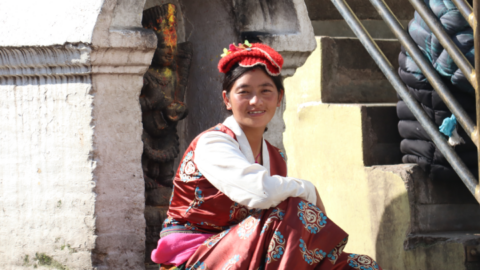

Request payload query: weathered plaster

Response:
[0,78,96,269]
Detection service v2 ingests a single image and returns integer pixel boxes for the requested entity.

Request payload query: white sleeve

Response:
[194,131,317,209]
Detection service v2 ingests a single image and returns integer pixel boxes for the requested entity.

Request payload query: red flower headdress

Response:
[218,41,283,76]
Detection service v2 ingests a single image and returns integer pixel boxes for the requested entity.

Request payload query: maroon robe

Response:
[161,124,382,270]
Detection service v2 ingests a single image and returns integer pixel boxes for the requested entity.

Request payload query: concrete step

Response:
[285,102,402,166]
[311,20,410,39]
[366,165,480,269]
[308,0,412,38]
[305,0,414,21]
[303,36,400,103]
[401,165,480,234]
[405,232,480,270]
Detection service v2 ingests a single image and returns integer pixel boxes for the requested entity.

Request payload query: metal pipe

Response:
[474,0,480,202]
[331,0,480,203]
[368,0,476,145]
[452,0,475,29]
[409,0,477,90]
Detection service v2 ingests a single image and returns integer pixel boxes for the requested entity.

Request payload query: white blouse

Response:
[194,116,317,209]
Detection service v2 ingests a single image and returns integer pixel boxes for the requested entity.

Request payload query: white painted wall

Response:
[0,75,96,268]
[0,0,103,46]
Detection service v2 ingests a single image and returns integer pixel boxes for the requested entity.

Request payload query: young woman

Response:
[151,42,382,270]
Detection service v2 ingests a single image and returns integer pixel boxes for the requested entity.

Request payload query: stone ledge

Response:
[0,44,156,77]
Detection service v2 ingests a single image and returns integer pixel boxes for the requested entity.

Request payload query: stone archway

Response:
[0,0,315,269]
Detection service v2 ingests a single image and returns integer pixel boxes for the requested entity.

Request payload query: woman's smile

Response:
[247,110,266,116]
[222,67,283,133]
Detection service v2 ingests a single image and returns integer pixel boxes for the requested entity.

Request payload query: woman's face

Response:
[222,68,283,132]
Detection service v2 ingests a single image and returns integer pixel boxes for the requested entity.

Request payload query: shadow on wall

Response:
[374,193,467,270]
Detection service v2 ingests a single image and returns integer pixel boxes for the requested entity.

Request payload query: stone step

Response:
[311,19,410,39]
[307,36,400,103]
[365,165,480,269]
[405,232,480,269]
[400,165,480,234]
[285,102,402,166]
[305,0,414,21]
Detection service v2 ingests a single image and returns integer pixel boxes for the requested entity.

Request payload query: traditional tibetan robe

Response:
[156,116,382,270]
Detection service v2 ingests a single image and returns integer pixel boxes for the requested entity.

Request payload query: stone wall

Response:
[0,49,97,268]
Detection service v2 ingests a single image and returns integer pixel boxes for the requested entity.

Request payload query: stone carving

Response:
[140,4,192,267]
[141,4,192,189]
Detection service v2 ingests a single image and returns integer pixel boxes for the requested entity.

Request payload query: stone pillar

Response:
[0,0,156,269]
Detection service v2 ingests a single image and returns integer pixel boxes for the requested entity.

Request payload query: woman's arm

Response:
[194,131,317,209]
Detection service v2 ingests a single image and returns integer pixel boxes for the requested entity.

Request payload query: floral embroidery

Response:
[221,41,252,57]
[203,229,231,248]
[261,208,285,234]
[185,222,198,231]
[237,215,260,239]
[299,239,326,265]
[222,255,240,270]
[187,261,208,270]
[347,254,380,270]
[162,216,180,227]
[249,208,263,217]
[278,149,286,161]
[298,201,327,234]
[229,202,249,222]
[180,151,202,182]
[265,230,285,264]
[328,237,348,265]
[185,187,205,214]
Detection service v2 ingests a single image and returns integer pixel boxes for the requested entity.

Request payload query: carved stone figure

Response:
[141,4,192,188]
[141,4,192,267]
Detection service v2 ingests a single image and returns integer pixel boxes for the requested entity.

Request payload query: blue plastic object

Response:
[439,114,457,137]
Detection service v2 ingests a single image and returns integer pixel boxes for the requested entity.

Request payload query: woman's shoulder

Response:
[192,123,237,143]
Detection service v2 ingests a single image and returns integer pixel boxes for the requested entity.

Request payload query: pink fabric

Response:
[151,233,214,266]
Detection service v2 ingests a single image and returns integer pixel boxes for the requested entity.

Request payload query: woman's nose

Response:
[249,94,262,105]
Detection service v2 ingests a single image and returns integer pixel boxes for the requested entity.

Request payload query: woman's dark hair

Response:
[222,63,284,95]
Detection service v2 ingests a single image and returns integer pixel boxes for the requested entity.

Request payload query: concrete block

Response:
[312,19,410,39]
[362,105,402,166]
[413,168,479,205]
[415,204,480,233]
[320,37,400,103]
[305,0,414,21]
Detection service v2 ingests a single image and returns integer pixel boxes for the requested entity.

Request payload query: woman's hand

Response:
[315,188,326,215]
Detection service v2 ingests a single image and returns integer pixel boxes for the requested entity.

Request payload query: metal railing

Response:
[330,0,480,203]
